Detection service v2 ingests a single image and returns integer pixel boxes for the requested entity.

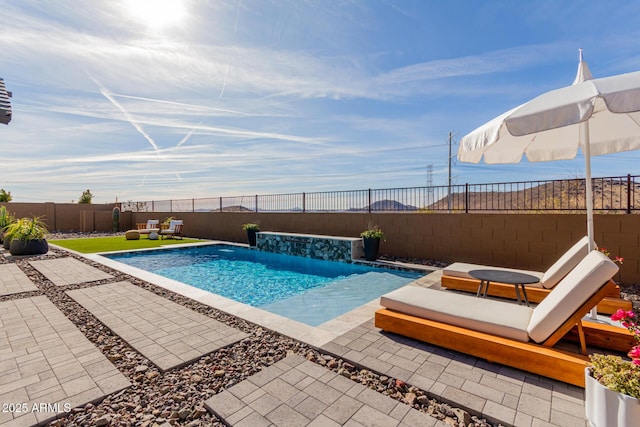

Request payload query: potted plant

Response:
[242,223,260,247]
[161,216,175,230]
[0,206,15,244]
[3,216,49,256]
[360,225,385,261]
[586,309,640,426]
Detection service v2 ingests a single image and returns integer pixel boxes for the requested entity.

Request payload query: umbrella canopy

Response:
[459,51,640,252]
[0,78,11,125]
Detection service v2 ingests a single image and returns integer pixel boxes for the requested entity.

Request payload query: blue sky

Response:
[2,0,640,203]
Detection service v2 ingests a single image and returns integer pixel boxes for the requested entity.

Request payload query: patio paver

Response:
[321,319,588,427]
[0,296,130,427]
[0,264,38,296]
[205,354,448,426]
[30,258,113,286]
[66,281,248,371]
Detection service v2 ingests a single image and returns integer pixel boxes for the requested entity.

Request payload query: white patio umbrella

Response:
[459,50,640,252]
[459,50,640,317]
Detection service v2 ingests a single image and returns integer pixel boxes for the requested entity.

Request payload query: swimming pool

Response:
[105,245,423,326]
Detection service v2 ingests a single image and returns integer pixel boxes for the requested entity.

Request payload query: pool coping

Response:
[53,240,439,348]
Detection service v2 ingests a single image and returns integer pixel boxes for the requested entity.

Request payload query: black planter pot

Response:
[3,237,11,250]
[9,239,48,256]
[363,237,381,261]
[247,230,258,247]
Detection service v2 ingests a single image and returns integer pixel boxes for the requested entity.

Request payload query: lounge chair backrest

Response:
[540,236,590,289]
[528,250,618,343]
[167,220,182,231]
[147,219,159,229]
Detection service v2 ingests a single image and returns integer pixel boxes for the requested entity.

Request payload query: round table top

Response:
[468,269,540,285]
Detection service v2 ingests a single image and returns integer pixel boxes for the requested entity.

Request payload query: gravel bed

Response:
[2,233,496,427]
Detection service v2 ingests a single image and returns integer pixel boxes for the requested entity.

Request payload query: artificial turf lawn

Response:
[49,236,205,253]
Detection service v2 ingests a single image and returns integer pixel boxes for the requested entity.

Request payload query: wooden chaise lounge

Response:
[440,236,631,314]
[160,220,183,240]
[375,250,634,387]
[136,219,160,237]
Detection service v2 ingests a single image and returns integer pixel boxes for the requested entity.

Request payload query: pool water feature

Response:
[105,245,422,326]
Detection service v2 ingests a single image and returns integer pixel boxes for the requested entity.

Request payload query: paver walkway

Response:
[205,354,448,427]
[321,319,587,427]
[67,281,248,371]
[0,296,130,427]
[0,264,38,296]
[30,258,113,286]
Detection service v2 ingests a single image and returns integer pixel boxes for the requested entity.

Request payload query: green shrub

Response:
[360,226,385,240]
[589,354,640,399]
[3,217,49,241]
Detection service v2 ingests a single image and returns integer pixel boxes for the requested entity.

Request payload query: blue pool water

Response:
[105,245,422,326]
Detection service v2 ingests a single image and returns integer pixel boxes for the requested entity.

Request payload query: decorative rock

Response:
[453,408,471,425]
[417,395,429,404]
[135,364,149,373]
[404,392,417,405]
[191,407,207,419]
[95,414,111,426]
[213,369,225,378]
[178,408,191,420]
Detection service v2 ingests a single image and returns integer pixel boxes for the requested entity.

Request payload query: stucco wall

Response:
[0,202,118,232]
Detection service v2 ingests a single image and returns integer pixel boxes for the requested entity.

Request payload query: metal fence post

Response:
[302,192,306,213]
[627,174,632,214]
[368,189,372,213]
[219,197,223,212]
[170,200,173,213]
[192,198,195,212]
[255,195,258,212]
[465,183,469,213]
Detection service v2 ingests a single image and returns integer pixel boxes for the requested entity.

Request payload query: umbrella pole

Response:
[581,121,598,319]
[582,122,595,252]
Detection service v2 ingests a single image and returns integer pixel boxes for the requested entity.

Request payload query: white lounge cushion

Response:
[160,220,183,233]
[443,236,590,289]
[539,236,590,289]
[443,262,544,288]
[138,220,160,234]
[527,250,618,343]
[380,286,533,342]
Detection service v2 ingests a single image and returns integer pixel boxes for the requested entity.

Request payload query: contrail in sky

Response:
[99,88,160,152]
[107,93,251,116]
[176,119,205,147]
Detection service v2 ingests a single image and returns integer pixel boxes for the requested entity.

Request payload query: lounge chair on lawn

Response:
[160,220,183,239]
[136,220,160,238]
[376,250,634,387]
[441,236,630,314]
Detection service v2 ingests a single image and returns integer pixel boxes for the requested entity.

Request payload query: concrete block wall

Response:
[0,202,117,232]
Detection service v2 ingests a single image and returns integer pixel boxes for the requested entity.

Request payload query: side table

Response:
[468,269,540,306]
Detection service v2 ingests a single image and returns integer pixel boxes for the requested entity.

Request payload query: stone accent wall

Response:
[256,232,364,262]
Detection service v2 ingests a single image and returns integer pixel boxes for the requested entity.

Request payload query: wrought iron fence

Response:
[121,174,640,214]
